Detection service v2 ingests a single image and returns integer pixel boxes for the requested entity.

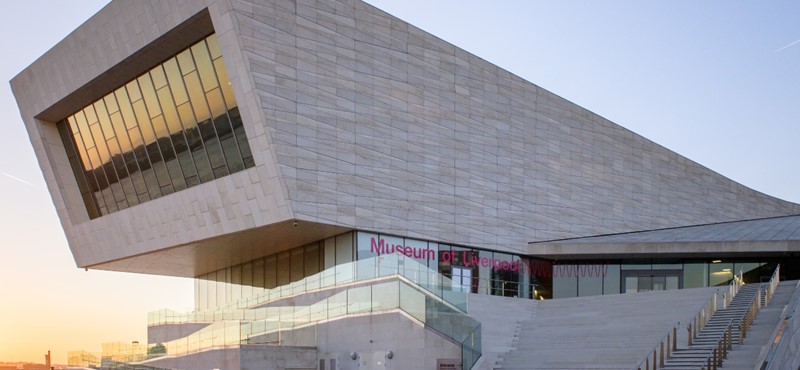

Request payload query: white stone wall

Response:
[140,345,318,370]
[314,311,462,370]
[230,0,800,253]
[12,0,800,272]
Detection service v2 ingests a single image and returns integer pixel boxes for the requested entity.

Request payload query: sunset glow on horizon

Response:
[0,1,193,364]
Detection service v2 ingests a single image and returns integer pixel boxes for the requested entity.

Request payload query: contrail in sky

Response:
[1,171,46,191]
[775,38,800,53]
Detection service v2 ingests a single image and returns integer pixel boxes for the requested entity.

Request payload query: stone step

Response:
[662,283,771,370]
[662,281,797,370]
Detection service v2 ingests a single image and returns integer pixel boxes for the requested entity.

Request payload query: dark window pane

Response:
[214,113,244,172]
[199,118,228,176]
[229,107,254,167]
[58,121,100,218]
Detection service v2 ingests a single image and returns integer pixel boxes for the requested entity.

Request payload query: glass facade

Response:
[193,229,794,307]
[195,233,355,310]
[355,232,555,299]
[195,231,551,310]
[552,260,771,298]
[58,33,254,218]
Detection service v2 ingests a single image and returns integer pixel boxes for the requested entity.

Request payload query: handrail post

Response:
[728,324,733,351]
[712,348,718,370]
[722,330,727,360]
[739,323,744,345]
[757,288,762,310]
[724,328,729,359]
[652,350,656,370]
[660,342,665,368]
[688,323,693,346]
[672,326,677,352]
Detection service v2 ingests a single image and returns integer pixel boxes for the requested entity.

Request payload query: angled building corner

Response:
[11,0,800,369]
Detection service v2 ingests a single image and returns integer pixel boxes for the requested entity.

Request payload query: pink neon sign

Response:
[368,236,565,277]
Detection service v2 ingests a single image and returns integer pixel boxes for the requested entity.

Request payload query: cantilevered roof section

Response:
[529,215,800,260]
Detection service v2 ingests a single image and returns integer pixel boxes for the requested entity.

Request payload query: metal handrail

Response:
[697,285,762,370]
[634,290,719,370]
[699,318,735,370]
[722,269,744,309]
[150,255,473,326]
[637,267,767,370]
[688,292,718,346]
[634,321,679,370]
[755,266,793,370]
[694,283,762,370]
[738,284,763,344]
[764,265,780,307]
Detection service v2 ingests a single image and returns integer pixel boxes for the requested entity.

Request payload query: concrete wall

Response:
[148,323,210,345]
[240,345,317,370]
[141,345,317,370]
[142,347,241,370]
[314,312,461,370]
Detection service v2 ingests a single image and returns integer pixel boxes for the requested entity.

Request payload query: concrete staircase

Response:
[662,283,762,369]
[468,294,537,370]
[661,281,796,370]
[491,287,718,369]
[710,282,796,370]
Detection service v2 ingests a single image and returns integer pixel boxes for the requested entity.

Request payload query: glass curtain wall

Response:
[356,232,533,299]
[195,233,355,310]
[208,230,542,302]
[58,33,254,218]
[551,260,769,298]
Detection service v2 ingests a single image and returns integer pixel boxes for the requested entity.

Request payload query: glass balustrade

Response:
[149,254,469,326]
[146,269,481,369]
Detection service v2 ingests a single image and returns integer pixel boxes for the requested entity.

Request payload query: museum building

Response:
[12,0,800,368]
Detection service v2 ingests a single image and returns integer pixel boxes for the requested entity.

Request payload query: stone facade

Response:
[12,0,800,276]
[237,0,800,253]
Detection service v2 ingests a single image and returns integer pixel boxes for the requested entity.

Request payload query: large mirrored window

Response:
[58,33,254,218]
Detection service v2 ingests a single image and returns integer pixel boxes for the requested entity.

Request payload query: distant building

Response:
[21,365,47,370]
[13,0,800,369]
[67,351,99,368]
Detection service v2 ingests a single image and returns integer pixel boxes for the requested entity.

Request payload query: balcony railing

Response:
[146,256,482,369]
[149,254,471,327]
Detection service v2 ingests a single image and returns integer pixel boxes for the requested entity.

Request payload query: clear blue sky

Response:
[1,0,798,364]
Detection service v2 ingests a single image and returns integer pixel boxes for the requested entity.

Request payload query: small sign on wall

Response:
[437,359,462,370]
